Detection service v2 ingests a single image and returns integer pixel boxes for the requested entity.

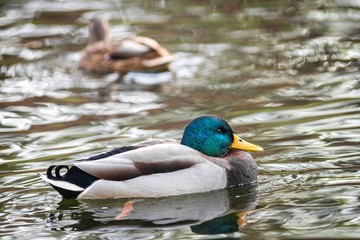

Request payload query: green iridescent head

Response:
[180,116,263,157]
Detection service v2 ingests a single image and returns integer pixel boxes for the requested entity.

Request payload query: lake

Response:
[1,0,360,239]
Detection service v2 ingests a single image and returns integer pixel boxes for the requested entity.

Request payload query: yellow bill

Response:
[230,134,263,152]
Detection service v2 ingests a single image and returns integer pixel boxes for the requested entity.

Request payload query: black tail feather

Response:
[44,146,140,199]
[46,165,99,199]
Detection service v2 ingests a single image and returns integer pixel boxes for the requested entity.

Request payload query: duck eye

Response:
[216,127,225,134]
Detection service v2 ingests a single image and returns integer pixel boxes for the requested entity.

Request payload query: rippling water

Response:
[1,0,360,239]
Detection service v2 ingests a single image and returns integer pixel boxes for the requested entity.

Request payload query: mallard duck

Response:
[79,16,174,73]
[40,116,263,199]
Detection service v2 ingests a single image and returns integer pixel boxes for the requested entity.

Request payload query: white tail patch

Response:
[38,173,84,192]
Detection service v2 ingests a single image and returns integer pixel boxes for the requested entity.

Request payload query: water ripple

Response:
[1,0,360,239]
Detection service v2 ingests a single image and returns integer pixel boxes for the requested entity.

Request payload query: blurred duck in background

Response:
[79,16,174,74]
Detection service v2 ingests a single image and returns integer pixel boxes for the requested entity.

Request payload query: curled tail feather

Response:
[40,165,98,199]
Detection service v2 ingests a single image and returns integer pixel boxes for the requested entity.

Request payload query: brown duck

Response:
[79,16,174,73]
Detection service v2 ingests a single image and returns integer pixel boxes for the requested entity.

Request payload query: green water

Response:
[1,0,360,239]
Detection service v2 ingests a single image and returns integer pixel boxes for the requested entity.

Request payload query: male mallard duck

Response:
[40,116,263,199]
[79,16,174,73]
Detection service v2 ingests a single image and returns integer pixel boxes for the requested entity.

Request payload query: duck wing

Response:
[73,143,205,181]
[109,39,153,59]
[41,144,211,199]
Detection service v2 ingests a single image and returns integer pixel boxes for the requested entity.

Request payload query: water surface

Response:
[1,0,360,239]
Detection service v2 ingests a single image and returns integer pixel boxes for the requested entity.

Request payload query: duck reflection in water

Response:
[46,185,258,235]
